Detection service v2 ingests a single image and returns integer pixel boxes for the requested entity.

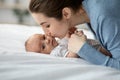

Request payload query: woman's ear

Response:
[62,7,72,19]
[79,6,85,14]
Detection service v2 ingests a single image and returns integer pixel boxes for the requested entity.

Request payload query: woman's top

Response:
[79,0,120,69]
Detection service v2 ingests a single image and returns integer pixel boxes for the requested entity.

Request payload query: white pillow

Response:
[0,24,44,52]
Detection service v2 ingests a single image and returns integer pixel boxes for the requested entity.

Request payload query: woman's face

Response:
[32,13,71,39]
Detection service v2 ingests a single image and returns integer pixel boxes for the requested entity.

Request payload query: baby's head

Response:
[25,34,58,54]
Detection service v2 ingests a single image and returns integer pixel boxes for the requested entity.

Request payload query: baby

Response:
[25,33,112,58]
[25,33,78,58]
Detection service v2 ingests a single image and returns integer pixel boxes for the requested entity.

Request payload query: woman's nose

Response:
[42,28,51,35]
[45,31,52,36]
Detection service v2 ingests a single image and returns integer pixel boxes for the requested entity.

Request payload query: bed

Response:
[0,24,120,80]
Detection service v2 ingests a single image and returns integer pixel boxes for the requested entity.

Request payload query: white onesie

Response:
[50,38,69,57]
[50,38,101,57]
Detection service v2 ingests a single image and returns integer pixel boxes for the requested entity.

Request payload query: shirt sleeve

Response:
[78,16,120,70]
[81,0,120,70]
[79,42,120,70]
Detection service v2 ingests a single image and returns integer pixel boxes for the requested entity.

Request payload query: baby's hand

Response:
[68,27,77,35]
[65,27,77,38]
[75,30,84,36]
[65,32,71,38]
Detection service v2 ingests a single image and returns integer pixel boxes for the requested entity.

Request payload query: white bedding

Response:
[0,24,120,80]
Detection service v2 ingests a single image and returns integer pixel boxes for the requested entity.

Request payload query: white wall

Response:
[0,0,36,25]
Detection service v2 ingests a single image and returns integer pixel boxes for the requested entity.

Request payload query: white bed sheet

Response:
[0,24,120,80]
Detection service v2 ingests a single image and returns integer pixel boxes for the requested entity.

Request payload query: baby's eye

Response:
[43,35,46,40]
[42,43,45,50]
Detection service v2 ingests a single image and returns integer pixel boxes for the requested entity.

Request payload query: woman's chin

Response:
[59,35,66,39]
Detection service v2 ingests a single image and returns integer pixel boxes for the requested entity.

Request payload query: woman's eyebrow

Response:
[40,22,47,25]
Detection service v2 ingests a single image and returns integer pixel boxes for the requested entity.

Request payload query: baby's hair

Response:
[25,34,41,52]
[29,0,83,20]
[25,37,31,51]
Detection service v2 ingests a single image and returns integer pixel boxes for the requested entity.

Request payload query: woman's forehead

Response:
[32,13,49,24]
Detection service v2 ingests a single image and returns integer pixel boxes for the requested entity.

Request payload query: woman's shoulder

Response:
[83,0,120,16]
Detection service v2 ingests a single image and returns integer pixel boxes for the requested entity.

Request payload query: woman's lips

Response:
[51,39,57,46]
[52,39,55,46]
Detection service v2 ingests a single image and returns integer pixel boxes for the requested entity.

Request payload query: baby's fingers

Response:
[75,30,84,36]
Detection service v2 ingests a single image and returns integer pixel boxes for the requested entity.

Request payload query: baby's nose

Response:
[45,39,50,44]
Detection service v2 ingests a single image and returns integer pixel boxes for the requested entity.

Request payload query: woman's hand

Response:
[66,52,79,58]
[68,30,87,53]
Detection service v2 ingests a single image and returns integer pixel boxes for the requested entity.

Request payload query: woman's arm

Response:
[68,32,120,70]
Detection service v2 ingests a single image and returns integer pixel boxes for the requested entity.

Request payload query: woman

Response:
[29,0,120,70]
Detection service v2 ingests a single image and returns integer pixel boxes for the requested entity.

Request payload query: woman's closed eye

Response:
[46,25,50,28]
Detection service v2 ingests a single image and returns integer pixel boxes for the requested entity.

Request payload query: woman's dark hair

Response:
[29,0,83,20]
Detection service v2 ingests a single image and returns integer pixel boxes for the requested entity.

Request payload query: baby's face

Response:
[27,34,58,54]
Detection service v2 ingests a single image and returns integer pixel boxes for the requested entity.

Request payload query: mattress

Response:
[0,24,120,80]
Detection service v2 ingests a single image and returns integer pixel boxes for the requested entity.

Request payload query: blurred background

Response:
[0,0,37,26]
[0,0,89,29]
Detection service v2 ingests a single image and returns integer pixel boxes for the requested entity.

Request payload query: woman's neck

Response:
[78,6,90,23]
